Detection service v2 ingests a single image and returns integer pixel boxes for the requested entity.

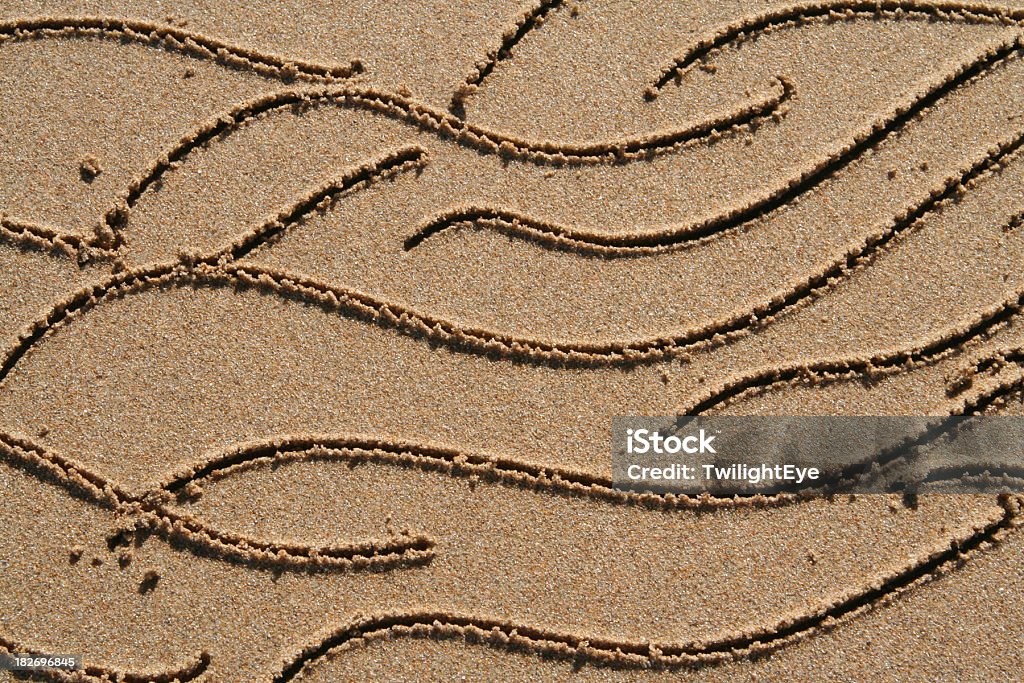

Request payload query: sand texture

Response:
[2,1,1024,681]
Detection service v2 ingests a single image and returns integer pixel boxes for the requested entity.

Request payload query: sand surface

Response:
[2,1,1024,681]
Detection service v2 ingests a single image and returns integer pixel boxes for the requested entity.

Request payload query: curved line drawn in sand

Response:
[9,264,1022,505]
[113,130,1024,366]
[778,412,1024,495]
[677,286,1024,415]
[160,434,795,511]
[8,23,1016,259]
[0,16,362,82]
[6,121,1015,385]
[0,432,435,573]
[0,121,1021,394]
[0,637,209,683]
[957,353,1024,415]
[156,413,1024,524]
[3,276,1020,531]
[918,464,1024,488]
[4,299,1023,675]
[408,39,1019,254]
[449,0,564,117]
[962,376,1024,413]
[101,32,1018,259]
[160,407,1022,515]
[0,215,91,258]
[269,495,1021,678]
[968,345,1024,375]
[649,0,1024,94]
[89,80,787,253]
[146,433,1023,671]
[5,434,1019,677]
[0,18,786,256]
[221,146,429,261]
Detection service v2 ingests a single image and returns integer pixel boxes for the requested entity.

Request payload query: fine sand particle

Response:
[2,1,1024,681]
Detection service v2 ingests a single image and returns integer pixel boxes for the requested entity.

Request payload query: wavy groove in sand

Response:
[0,18,789,255]
[111,37,1018,258]
[1,122,1021,394]
[222,146,429,261]
[114,131,1024,366]
[971,345,1024,375]
[152,438,1023,672]
[0,638,209,683]
[84,81,787,252]
[4,6,1024,682]
[3,285,1022,674]
[919,465,1024,488]
[160,434,798,510]
[0,215,87,258]
[415,35,1022,255]
[679,284,1024,414]
[449,0,564,117]
[273,494,1020,677]
[0,16,362,82]
[8,431,1019,677]
[0,432,434,573]
[10,20,1016,259]
[650,0,1024,93]
[958,359,1024,414]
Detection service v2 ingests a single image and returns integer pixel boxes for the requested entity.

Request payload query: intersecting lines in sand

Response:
[407,38,1019,254]
[0,15,1021,384]
[452,0,1024,114]
[0,256,1018,514]
[671,296,1024,493]
[268,482,1015,682]
[677,278,1024,415]
[5,129,1019,374]
[6,9,1022,260]
[0,432,434,577]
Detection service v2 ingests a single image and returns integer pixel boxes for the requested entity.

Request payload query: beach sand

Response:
[2,1,1024,680]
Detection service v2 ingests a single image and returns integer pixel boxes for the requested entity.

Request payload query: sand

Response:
[2,1,1024,681]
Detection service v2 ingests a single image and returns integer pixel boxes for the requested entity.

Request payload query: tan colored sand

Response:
[290,521,1024,682]
[3,0,1024,681]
